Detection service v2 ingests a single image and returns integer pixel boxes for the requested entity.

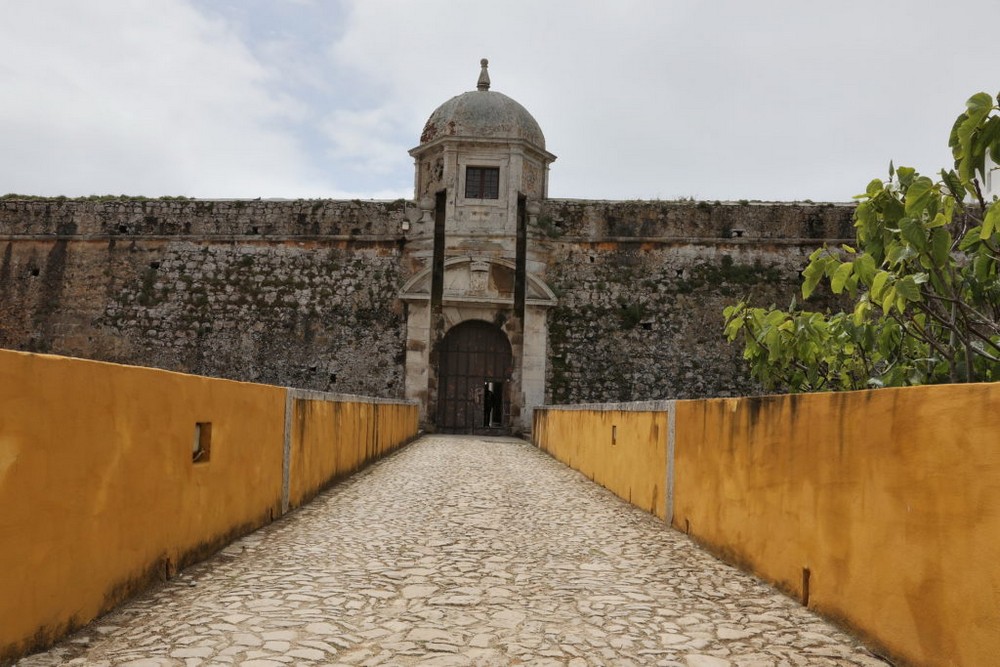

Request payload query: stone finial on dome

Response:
[477,58,490,91]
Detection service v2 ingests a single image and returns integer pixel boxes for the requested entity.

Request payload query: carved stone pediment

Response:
[400,257,557,307]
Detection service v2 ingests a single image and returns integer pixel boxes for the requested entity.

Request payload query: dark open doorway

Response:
[483,380,504,428]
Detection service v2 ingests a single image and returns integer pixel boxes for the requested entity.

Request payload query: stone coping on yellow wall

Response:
[540,400,674,412]
[286,386,419,406]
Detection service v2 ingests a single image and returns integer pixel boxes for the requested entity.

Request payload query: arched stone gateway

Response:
[399,256,556,434]
[435,320,513,434]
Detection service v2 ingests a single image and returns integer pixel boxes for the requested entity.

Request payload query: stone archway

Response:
[435,320,513,434]
[400,257,557,433]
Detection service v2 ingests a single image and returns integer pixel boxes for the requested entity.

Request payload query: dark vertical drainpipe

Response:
[514,193,527,321]
[429,190,447,426]
[431,190,446,313]
[510,193,528,429]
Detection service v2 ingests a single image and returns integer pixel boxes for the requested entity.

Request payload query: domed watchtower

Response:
[400,59,557,435]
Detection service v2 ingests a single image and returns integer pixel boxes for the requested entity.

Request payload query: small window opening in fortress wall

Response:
[611,424,618,446]
[192,422,212,463]
[730,228,745,238]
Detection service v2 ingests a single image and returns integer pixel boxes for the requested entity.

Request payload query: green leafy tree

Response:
[724,91,1000,392]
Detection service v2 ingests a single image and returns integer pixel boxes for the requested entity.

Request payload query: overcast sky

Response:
[1,1,997,202]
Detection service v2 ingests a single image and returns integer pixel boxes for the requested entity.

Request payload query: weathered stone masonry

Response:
[537,199,854,402]
[0,196,853,413]
[0,199,410,396]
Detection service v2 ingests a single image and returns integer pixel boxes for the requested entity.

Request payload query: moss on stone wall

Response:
[98,243,405,395]
[543,244,807,404]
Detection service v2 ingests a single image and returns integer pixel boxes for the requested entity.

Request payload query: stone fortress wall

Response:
[536,199,853,402]
[0,196,853,406]
[0,198,410,396]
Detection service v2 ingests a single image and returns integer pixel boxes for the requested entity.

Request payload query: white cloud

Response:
[320,107,410,176]
[0,0,325,197]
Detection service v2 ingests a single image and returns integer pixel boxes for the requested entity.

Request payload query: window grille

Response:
[465,167,500,199]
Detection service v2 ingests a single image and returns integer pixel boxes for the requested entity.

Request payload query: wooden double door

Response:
[435,320,512,434]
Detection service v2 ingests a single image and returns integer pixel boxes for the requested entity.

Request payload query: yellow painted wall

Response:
[674,386,1000,667]
[288,397,418,509]
[0,350,419,665]
[535,385,1000,667]
[533,407,667,519]
[0,349,285,663]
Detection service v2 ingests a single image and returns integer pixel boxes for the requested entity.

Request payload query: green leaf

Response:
[941,169,965,200]
[881,286,897,314]
[982,202,1000,241]
[871,271,890,300]
[854,253,877,284]
[966,92,994,119]
[960,226,983,251]
[845,273,860,297]
[865,178,883,198]
[974,253,992,283]
[904,177,936,218]
[957,93,995,182]
[881,194,905,226]
[925,211,948,229]
[900,216,928,251]
[930,227,952,266]
[853,299,871,326]
[979,116,1000,162]
[949,113,966,156]
[887,243,918,266]
[801,257,826,300]
[897,166,916,188]
[831,262,854,294]
[895,275,922,302]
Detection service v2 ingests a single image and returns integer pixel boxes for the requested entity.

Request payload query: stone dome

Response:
[419,59,545,149]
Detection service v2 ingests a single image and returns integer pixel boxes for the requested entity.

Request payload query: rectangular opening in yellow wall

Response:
[192,422,212,463]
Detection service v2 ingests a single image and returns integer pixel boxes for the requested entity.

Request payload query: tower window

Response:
[465,167,500,199]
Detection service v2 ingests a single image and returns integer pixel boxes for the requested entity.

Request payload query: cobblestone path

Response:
[19,436,887,667]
